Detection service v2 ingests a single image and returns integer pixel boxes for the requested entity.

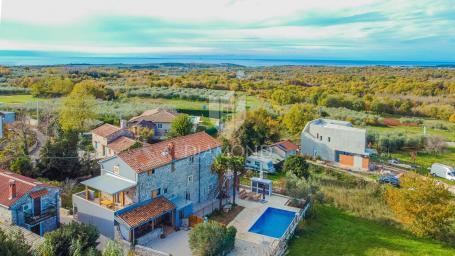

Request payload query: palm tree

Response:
[211,154,229,210]
[227,155,245,206]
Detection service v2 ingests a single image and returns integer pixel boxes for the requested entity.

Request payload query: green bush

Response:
[189,221,237,256]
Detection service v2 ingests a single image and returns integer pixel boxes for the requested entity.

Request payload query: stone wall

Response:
[137,147,220,204]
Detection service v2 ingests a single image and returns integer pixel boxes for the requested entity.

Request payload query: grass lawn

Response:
[366,125,455,142]
[391,147,455,185]
[0,94,44,104]
[288,206,455,256]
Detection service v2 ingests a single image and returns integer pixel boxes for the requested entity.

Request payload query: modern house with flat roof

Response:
[301,119,369,170]
[0,170,60,236]
[73,132,228,244]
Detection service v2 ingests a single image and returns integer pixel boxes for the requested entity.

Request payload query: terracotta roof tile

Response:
[117,132,221,173]
[129,108,178,124]
[29,189,48,199]
[92,124,121,138]
[117,197,176,227]
[273,140,299,151]
[107,136,137,153]
[0,170,48,207]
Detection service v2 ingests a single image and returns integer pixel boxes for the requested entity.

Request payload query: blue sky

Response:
[0,0,454,61]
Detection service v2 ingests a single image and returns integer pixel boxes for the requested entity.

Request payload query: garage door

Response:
[339,154,354,166]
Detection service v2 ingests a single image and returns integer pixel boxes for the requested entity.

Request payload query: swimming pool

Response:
[248,207,296,238]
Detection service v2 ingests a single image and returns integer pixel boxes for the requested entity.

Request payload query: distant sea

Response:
[0,52,454,67]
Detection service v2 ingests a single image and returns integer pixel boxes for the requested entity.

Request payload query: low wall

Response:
[72,194,115,238]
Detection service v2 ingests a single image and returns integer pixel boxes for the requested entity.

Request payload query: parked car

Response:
[378,175,400,187]
[430,163,455,181]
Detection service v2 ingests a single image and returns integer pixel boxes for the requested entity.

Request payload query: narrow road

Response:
[29,128,46,162]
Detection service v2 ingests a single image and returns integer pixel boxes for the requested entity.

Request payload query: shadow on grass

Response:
[287,205,455,256]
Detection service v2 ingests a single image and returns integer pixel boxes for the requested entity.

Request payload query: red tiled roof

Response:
[107,136,137,153]
[117,132,221,173]
[92,124,121,138]
[30,189,48,199]
[117,197,176,227]
[273,140,299,151]
[129,108,178,124]
[0,170,47,207]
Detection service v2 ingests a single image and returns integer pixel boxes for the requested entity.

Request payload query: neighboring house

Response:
[0,170,60,236]
[0,111,15,139]
[128,108,179,139]
[91,123,135,159]
[301,119,370,170]
[245,140,299,173]
[271,140,299,159]
[73,132,227,242]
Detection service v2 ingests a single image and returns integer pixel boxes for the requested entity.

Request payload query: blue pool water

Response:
[248,207,296,238]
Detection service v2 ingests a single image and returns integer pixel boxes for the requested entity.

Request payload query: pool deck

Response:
[228,193,301,255]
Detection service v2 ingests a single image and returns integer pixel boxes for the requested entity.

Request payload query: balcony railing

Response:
[24,204,57,225]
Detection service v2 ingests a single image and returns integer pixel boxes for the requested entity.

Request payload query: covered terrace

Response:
[115,197,177,244]
[79,173,136,210]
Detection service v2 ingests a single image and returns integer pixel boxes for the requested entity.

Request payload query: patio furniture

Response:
[100,199,114,208]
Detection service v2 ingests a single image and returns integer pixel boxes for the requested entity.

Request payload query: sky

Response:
[0,0,454,61]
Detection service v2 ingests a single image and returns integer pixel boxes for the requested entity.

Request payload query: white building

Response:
[301,119,369,170]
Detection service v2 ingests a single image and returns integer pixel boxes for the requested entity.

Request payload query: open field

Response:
[0,95,44,104]
[366,125,455,142]
[288,206,455,256]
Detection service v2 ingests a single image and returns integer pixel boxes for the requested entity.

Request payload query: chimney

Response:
[8,179,16,200]
[120,119,127,129]
[168,142,175,160]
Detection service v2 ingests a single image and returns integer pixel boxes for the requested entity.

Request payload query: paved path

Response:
[145,230,191,256]
[30,128,46,161]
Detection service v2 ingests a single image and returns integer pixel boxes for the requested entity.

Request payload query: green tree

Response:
[211,154,229,210]
[169,114,193,138]
[233,108,279,152]
[283,155,310,179]
[10,155,33,176]
[37,221,99,256]
[282,104,316,134]
[102,240,123,256]
[0,229,31,256]
[59,88,97,133]
[226,155,245,206]
[384,173,455,239]
[189,221,237,256]
[37,130,82,181]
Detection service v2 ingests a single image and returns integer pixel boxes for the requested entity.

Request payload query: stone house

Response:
[0,170,60,236]
[128,108,179,140]
[73,132,229,243]
[91,123,135,159]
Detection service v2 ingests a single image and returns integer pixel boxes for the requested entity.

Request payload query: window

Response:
[151,188,161,198]
[113,165,120,175]
[185,191,191,200]
[164,188,168,194]
[22,204,29,212]
[328,137,331,142]
[317,133,319,139]
[148,169,155,176]
[320,136,323,141]
[94,142,98,149]
[189,156,194,163]
[255,161,260,166]
[157,123,163,129]
[188,175,193,183]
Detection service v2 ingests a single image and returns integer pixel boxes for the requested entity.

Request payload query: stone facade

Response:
[93,129,133,158]
[137,147,220,204]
